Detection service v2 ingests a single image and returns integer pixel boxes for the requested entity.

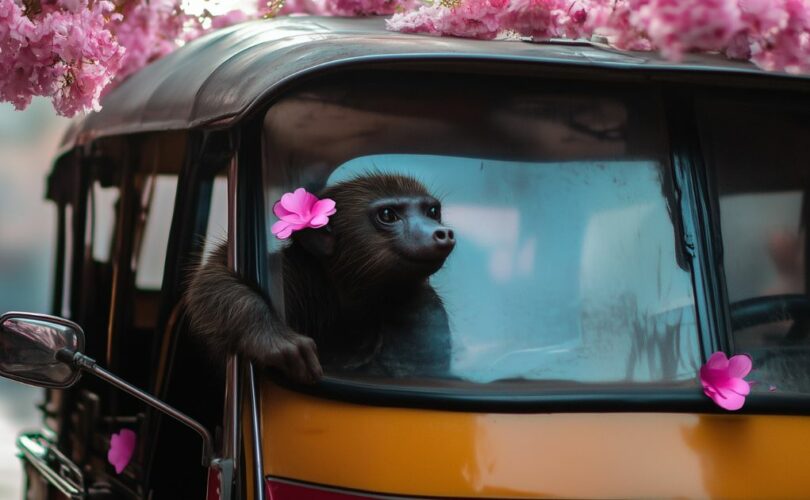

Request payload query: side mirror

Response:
[0,312,83,388]
[0,311,214,466]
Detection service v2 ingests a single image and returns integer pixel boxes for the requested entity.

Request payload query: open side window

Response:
[698,94,810,395]
[144,136,231,500]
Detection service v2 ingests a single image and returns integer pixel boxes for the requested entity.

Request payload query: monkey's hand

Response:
[185,242,323,384]
[257,328,323,384]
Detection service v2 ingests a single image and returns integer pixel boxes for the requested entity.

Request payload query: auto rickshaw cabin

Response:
[31,15,810,500]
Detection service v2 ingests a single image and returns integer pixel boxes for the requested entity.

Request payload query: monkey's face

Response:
[295,174,455,294]
[367,195,455,278]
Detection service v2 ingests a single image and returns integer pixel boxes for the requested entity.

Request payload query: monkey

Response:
[184,173,456,384]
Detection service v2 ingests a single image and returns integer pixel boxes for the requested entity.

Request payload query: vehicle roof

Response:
[61,15,809,152]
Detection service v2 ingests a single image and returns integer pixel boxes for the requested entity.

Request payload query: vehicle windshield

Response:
[262,72,701,390]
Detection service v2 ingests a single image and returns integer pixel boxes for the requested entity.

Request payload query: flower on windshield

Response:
[700,352,752,411]
[107,428,136,474]
[271,188,337,240]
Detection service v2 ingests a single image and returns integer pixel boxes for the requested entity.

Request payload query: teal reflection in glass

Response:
[327,154,699,384]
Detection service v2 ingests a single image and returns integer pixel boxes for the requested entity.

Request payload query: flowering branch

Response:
[1,0,808,117]
[387,0,810,74]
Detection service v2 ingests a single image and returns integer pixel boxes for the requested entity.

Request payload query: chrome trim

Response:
[223,355,239,460]
[227,154,238,286]
[222,154,241,491]
[40,425,57,442]
[248,364,265,500]
[17,432,83,498]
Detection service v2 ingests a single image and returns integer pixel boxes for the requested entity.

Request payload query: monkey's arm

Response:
[184,243,322,383]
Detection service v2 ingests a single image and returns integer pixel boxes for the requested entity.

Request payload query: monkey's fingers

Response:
[263,349,286,372]
[282,345,313,384]
[261,343,307,383]
[298,339,323,381]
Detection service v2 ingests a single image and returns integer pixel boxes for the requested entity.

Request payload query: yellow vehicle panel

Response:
[261,383,810,498]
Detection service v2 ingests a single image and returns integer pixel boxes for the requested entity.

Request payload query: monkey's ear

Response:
[294,227,335,257]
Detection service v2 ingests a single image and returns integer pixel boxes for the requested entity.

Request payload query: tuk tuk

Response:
[2,15,810,499]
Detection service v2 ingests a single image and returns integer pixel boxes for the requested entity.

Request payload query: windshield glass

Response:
[262,72,700,390]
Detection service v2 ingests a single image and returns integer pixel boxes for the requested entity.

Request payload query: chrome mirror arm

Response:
[56,349,214,466]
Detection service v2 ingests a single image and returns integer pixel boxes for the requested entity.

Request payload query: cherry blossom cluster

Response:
[387,0,810,73]
[2,0,809,117]
[257,0,412,17]
[0,0,124,116]
[111,0,202,82]
[0,0,218,117]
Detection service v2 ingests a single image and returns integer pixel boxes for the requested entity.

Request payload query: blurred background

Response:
[0,100,70,499]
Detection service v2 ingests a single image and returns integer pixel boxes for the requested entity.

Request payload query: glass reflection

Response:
[0,317,79,386]
[698,97,810,395]
[326,155,698,383]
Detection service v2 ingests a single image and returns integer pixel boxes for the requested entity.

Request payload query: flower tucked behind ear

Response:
[108,428,136,474]
[700,352,752,411]
[271,188,337,240]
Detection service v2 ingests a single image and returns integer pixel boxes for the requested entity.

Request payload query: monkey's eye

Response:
[427,205,441,220]
[377,207,399,224]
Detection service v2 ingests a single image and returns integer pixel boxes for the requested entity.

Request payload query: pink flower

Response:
[386,5,444,35]
[210,9,250,30]
[110,0,196,84]
[328,0,411,16]
[0,0,124,116]
[271,188,336,240]
[747,0,810,74]
[700,352,752,411]
[630,0,743,61]
[107,429,136,474]
[439,0,506,40]
[500,0,559,39]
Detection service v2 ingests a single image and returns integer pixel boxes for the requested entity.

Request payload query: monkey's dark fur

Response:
[185,174,454,382]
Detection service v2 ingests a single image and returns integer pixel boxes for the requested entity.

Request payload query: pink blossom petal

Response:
[705,351,730,370]
[309,214,330,227]
[727,354,752,378]
[702,384,718,399]
[311,198,336,217]
[308,198,337,227]
[273,201,295,219]
[713,389,747,411]
[699,366,726,388]
[279,190,300,211]
[271,220,294,240]
[107,429,136,474]
[699,351,753,411]
[210,9,248,29]
[723,377,752,397]
[277,212,309,224]
[280,188,318,216]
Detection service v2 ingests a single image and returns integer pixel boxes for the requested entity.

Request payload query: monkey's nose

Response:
[433,228,456,248]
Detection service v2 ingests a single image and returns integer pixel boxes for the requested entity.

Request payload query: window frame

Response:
[251,68,719,413]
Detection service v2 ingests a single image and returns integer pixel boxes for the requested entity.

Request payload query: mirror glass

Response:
[0,313,83,388]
